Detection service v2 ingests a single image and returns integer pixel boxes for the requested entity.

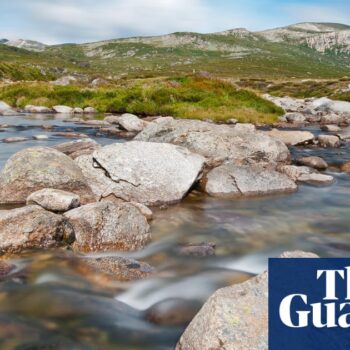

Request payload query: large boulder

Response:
[0,147,94,204]
[266,129,314,146]
[64,202,150,252]
[176,251,318,350]
[77,141,205,206]
[312,97,350,115]
[24,105,52,113]
[318,135,341,148]
[202,163,297,198]
[0,101,15,115]
[0,205,73,255]
[53,139,101,159]
[135,119,290,167]
[53,105,73,114]
[27,188,80,212]
[118,113,146,132]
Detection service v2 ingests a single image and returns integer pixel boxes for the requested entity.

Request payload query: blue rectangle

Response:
[269,258,350,350]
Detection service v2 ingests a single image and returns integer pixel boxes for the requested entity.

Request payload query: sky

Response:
[1,0,350,44]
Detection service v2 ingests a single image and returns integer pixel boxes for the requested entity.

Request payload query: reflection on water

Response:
[1,115,350,349]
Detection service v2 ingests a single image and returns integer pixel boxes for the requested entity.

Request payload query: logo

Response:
[269,258,350,350]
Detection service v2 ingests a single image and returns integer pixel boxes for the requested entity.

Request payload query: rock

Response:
[135,119,290,167]
[203,163,297,198]
[104,115,120,124]
[118,113,146,132]
[285,112,306,123]
[321,124,341,132]
[53,105,73,114]
[90,78,108,87]
[27,188,80,212]
[318,134,341,148]
[83,107,97,114]
[176,251,318,350]
[278,165,314,181]
[226,118,238,125]
[336,127,350,140]
[129,202,153,221]
[53,132,89,139]
[320,113,345,125]
[266,129,314,146]
[0,205,73,255]
[145,299,201,326]
[79,120,110,127]
[78,256,154,282]
[53,139,100,159]
[2,137,29,143]
[0,101,12,114]
[64,202,150,252]
[298,173,334,186]
[24,105,52,113]
[52,76,77,86]
[340,162,350,173]
[0,147,94,205]
[0,260,15,277]
[305,114,321,123]
[263,95,306,112]
[73,107,84,114]
[32,135,49,141]
[234,123,256,132]
[84,141,205,206]
[313,97,350,115]
[177,242,216,257]
[296,156,328,170]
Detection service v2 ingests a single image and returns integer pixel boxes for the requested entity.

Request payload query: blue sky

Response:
[1,0,349,44]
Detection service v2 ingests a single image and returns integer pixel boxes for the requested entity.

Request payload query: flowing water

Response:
[1,114,350,349]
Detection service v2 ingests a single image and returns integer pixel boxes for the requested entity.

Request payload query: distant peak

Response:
[215,28,251,36]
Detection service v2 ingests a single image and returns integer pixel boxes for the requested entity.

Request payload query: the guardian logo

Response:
[269,258,350,349]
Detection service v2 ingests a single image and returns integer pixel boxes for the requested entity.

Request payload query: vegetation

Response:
[0,76,283,123]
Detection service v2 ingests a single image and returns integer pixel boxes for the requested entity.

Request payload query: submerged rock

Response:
[202,163,297,198]
[318,134,341,148]
[266,129,314,146]
[54,139,101,159]
[27,188,80,212]
[298,173,334,186]
[2,137,29,143]
[177,242,216,257]
[176,251,318,350]
[0,205,73,255]
[0,147,94,205]
[80,141,205,206]
[296,156,328,170]
[64,202,150,252]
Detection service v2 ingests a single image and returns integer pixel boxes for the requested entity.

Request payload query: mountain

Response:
[0,39,8,44]
[1,22,350,81]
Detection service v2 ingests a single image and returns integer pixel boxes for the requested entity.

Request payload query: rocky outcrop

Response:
[0,205,73,255]
[0,147,94,204]
[266,129,314,146]
[176,251,318,350]
[64,202,150,252]
[27,189,80,212]
[77,141,205,206]
[135,119,290,167]
[202,163,297,198]
[53,139,101,159]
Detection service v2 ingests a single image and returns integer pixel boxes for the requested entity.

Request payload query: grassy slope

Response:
[0,76,284,123]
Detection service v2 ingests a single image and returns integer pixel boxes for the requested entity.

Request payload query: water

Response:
[1,115,350,349]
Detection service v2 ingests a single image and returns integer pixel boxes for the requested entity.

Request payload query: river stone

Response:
[296,156,328,170]
[90,141,205,206]
[84,107,97,114]
[2,137,29,143]
[203,163,297,198]
[318,135,341,148]
[0,101,12,113]
[53,105,73,114]
[320,113,345,125]
[298,173,335,186]
[27,188,80,212]
[321,124,341,132]
[64,202,151,252]
[0,147,94,204]
[104,115,121,124]
[285,112,306,124]
[54,139,101,159]
[336,127,350,140]
[266,129,315,146]
[33,135,49,141]
[0,205,73,255]
[24,105,52,113]
[135,119,290,167]
[73,107,84,114]
[278,165,314,181]
[176,251,318,350]
[118,113,146,132]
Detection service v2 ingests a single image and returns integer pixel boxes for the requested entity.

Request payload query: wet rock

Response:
[53,132,89,138]
[340,162,350,173]
[177,242,216,257]
[145,299,201,326]
[104,115,120,124]
[64,202,150,252]
[321,124,341,132]
[54,138,100,159]
[41,123,53,130]
[79,256,154,282]
[266,128,314,146]
[0,205,73,255]
[0,147,94,205]
[33,135,49,141]
[336,127,350,140]
[27,188,80,212]
[84,107,97,114]
[130,202,153,221]
[53,105,73,114]
[279,165,314,182]
[24,105,52,113]
[318,134,341,148]
[298,173,335,186]
[0,260,15,277]
[88,141,205,206]
[2,137,29,143]
[73,107,84,114]
[79,120,110,127]
[136,119,290,167]
[176,251,318,350]
[296,156,328,170]
[285,112,306,123]
[0,101,12,114]
[117,113,146,132]
[203,163,297,198]
[320,113,345,125]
